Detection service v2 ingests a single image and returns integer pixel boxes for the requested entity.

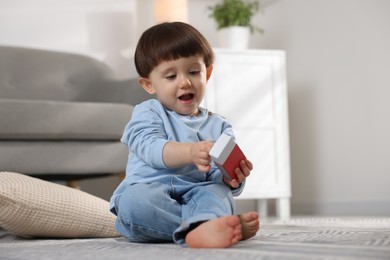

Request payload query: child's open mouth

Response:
[178,93,194,102]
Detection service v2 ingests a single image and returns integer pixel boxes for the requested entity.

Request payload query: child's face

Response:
[138,55,213,117]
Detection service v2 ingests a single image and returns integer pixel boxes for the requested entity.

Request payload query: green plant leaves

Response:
[208,0,262,33]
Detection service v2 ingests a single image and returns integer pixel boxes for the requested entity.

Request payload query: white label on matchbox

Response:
[209,134,246,180]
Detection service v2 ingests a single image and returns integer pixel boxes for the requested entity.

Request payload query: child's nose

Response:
[180,77,192,88]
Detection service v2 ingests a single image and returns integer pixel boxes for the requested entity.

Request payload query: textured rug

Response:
[1,216,390,260]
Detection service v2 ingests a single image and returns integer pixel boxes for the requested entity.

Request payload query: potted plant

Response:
[208,0,262,49]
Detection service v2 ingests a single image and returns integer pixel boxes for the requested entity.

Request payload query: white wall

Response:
[1,0,389,216]
[251,0,390,215]
[0,0,138,78]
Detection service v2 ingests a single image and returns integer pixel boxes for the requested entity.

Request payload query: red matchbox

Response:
[209,134,246,180]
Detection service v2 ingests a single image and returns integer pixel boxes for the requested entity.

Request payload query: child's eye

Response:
[189,70,200,75]
[166,74,176,80]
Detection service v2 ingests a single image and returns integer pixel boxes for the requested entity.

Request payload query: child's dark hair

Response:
[134,22,214,78]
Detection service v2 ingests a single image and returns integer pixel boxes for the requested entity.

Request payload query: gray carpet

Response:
[1,216,390,260]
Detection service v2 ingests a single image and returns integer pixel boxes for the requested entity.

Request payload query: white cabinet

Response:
[203,49,291,220]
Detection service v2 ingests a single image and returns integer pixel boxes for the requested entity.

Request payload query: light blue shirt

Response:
[110,99,244,212]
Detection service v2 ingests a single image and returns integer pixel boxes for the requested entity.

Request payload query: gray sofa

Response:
[0,45,150,187]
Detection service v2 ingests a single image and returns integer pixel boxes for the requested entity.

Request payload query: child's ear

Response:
[206,65,213,81]
[138,77,156,94]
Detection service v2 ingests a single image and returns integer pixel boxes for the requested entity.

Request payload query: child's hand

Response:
[190,141,213,172]
[223,159,253,189]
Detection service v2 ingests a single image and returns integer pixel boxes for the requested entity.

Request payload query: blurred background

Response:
[1,0,389,216]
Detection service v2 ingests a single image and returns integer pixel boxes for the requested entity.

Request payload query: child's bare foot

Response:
[239,211,260,240]
[185,216,242,248]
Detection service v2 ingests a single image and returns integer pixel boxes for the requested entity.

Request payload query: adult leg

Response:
[113,182,181,243]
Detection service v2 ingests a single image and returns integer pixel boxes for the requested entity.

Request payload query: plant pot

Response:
[217,26,250,49]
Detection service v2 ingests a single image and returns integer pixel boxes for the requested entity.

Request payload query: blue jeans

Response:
[112,178,236,246]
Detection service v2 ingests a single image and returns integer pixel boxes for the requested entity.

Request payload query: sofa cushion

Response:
[0,141,128,175]
[0,46,115,101]
[0,99,133,140]
[0,171,120,238]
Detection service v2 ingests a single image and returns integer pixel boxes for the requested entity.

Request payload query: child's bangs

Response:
[153,35,205,64]
[135,22,214,77]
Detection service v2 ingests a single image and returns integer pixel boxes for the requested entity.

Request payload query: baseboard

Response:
[291,200,390,216]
